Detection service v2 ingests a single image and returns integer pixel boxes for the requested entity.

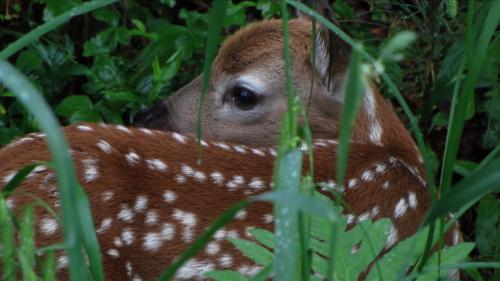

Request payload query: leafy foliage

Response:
[206,194,474,281]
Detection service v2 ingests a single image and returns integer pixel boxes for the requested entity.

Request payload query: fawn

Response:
[1,14,460,281]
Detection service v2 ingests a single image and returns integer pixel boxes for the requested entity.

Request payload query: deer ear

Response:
[297,0,350,86]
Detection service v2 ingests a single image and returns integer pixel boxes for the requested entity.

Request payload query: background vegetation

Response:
[0,0,498,280]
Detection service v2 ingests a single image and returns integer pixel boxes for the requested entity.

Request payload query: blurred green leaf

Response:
[55,95,93,117]
[69,109,102,123]
[475,196,500,257]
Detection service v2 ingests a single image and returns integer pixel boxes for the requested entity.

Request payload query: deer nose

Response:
[134,102,175,131]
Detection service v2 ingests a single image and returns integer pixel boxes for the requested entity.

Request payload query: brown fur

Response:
[0,123,446,280]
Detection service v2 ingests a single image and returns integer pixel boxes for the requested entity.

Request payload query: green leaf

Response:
[55,95,93,117]
[228,238,273,266]
[205,271,249,281]
[15,50,43,71]
[425,157,500,225]
[249,228,274,249]
[415,243,475,281]
[475,195,500,257]
[92,8,119,26]
[379,31,417,62]
[2,163,47,196]
[0,0,119,60]
[69,110,102,123]
[18,205,37,280]
[104,91,137,103]
[0,196,16,281]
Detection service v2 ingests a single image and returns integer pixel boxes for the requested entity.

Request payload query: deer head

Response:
[135,16,354,146]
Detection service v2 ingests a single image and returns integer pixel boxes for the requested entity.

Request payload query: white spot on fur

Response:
[210,172,224,185]
[386,225,399,248]
[175,259,214,280]
[226,175,245,190]
[347,214,356,225]
[219,254,233,267]
[175,174,187,184]
[361,170,374,182]
[3,171,16,184]
[116,125,131,134]
[163,190,176,203]
[452,228,461,245]
[238,265,262,277]
[57,255,68,269]
[140,128,153,135]
[145,159,167,172]
[263,213,274,224]
[269,148,277,156]
[181,164,194,177]
[348,178,358,189]
[82,158,98,182]
[143,232,163,251]
[134,195,148,212]
[161,223,175,241]
[382,181,390,190]
[357,212,371,223]
[97,218,112,234]
[173,209,197,242]
[145,211,158,226]
[6,199,14,209]
[77,125,93,131]
[364,89,382,144]
[213,141,231,151]
[214,229,227,240]
[96,140,112,154]
[408,192,418,209]
[235,210,247,220]
[371,206,380,218]
[106,249,120,258]
[206,242,220,255]
[251,148,266,156]
[113,237,123,247]
[101,191,114,202]
[125,152,140,166]
[248,177,265,191]
[40,217,58,235]
[394,198,408,219]
[193,170,206,182]
[172,132,187,144]
[118,204,134,222]
[375,163,386,173]
[233,145,247,154]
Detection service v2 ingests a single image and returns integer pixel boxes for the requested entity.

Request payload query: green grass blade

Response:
[273,150,303,281]
[0,0,118,60]
[19,205,36,280]
[2,163,47,196]
[425,157,500,225]
[156,200,250,281]
[0,61,104,281]
[440,0,500,192]
[0,196,17,281]
[196,0,227,146]
[41,250,56,281]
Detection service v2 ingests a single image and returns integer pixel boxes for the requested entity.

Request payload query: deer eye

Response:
[231,86,258,110]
